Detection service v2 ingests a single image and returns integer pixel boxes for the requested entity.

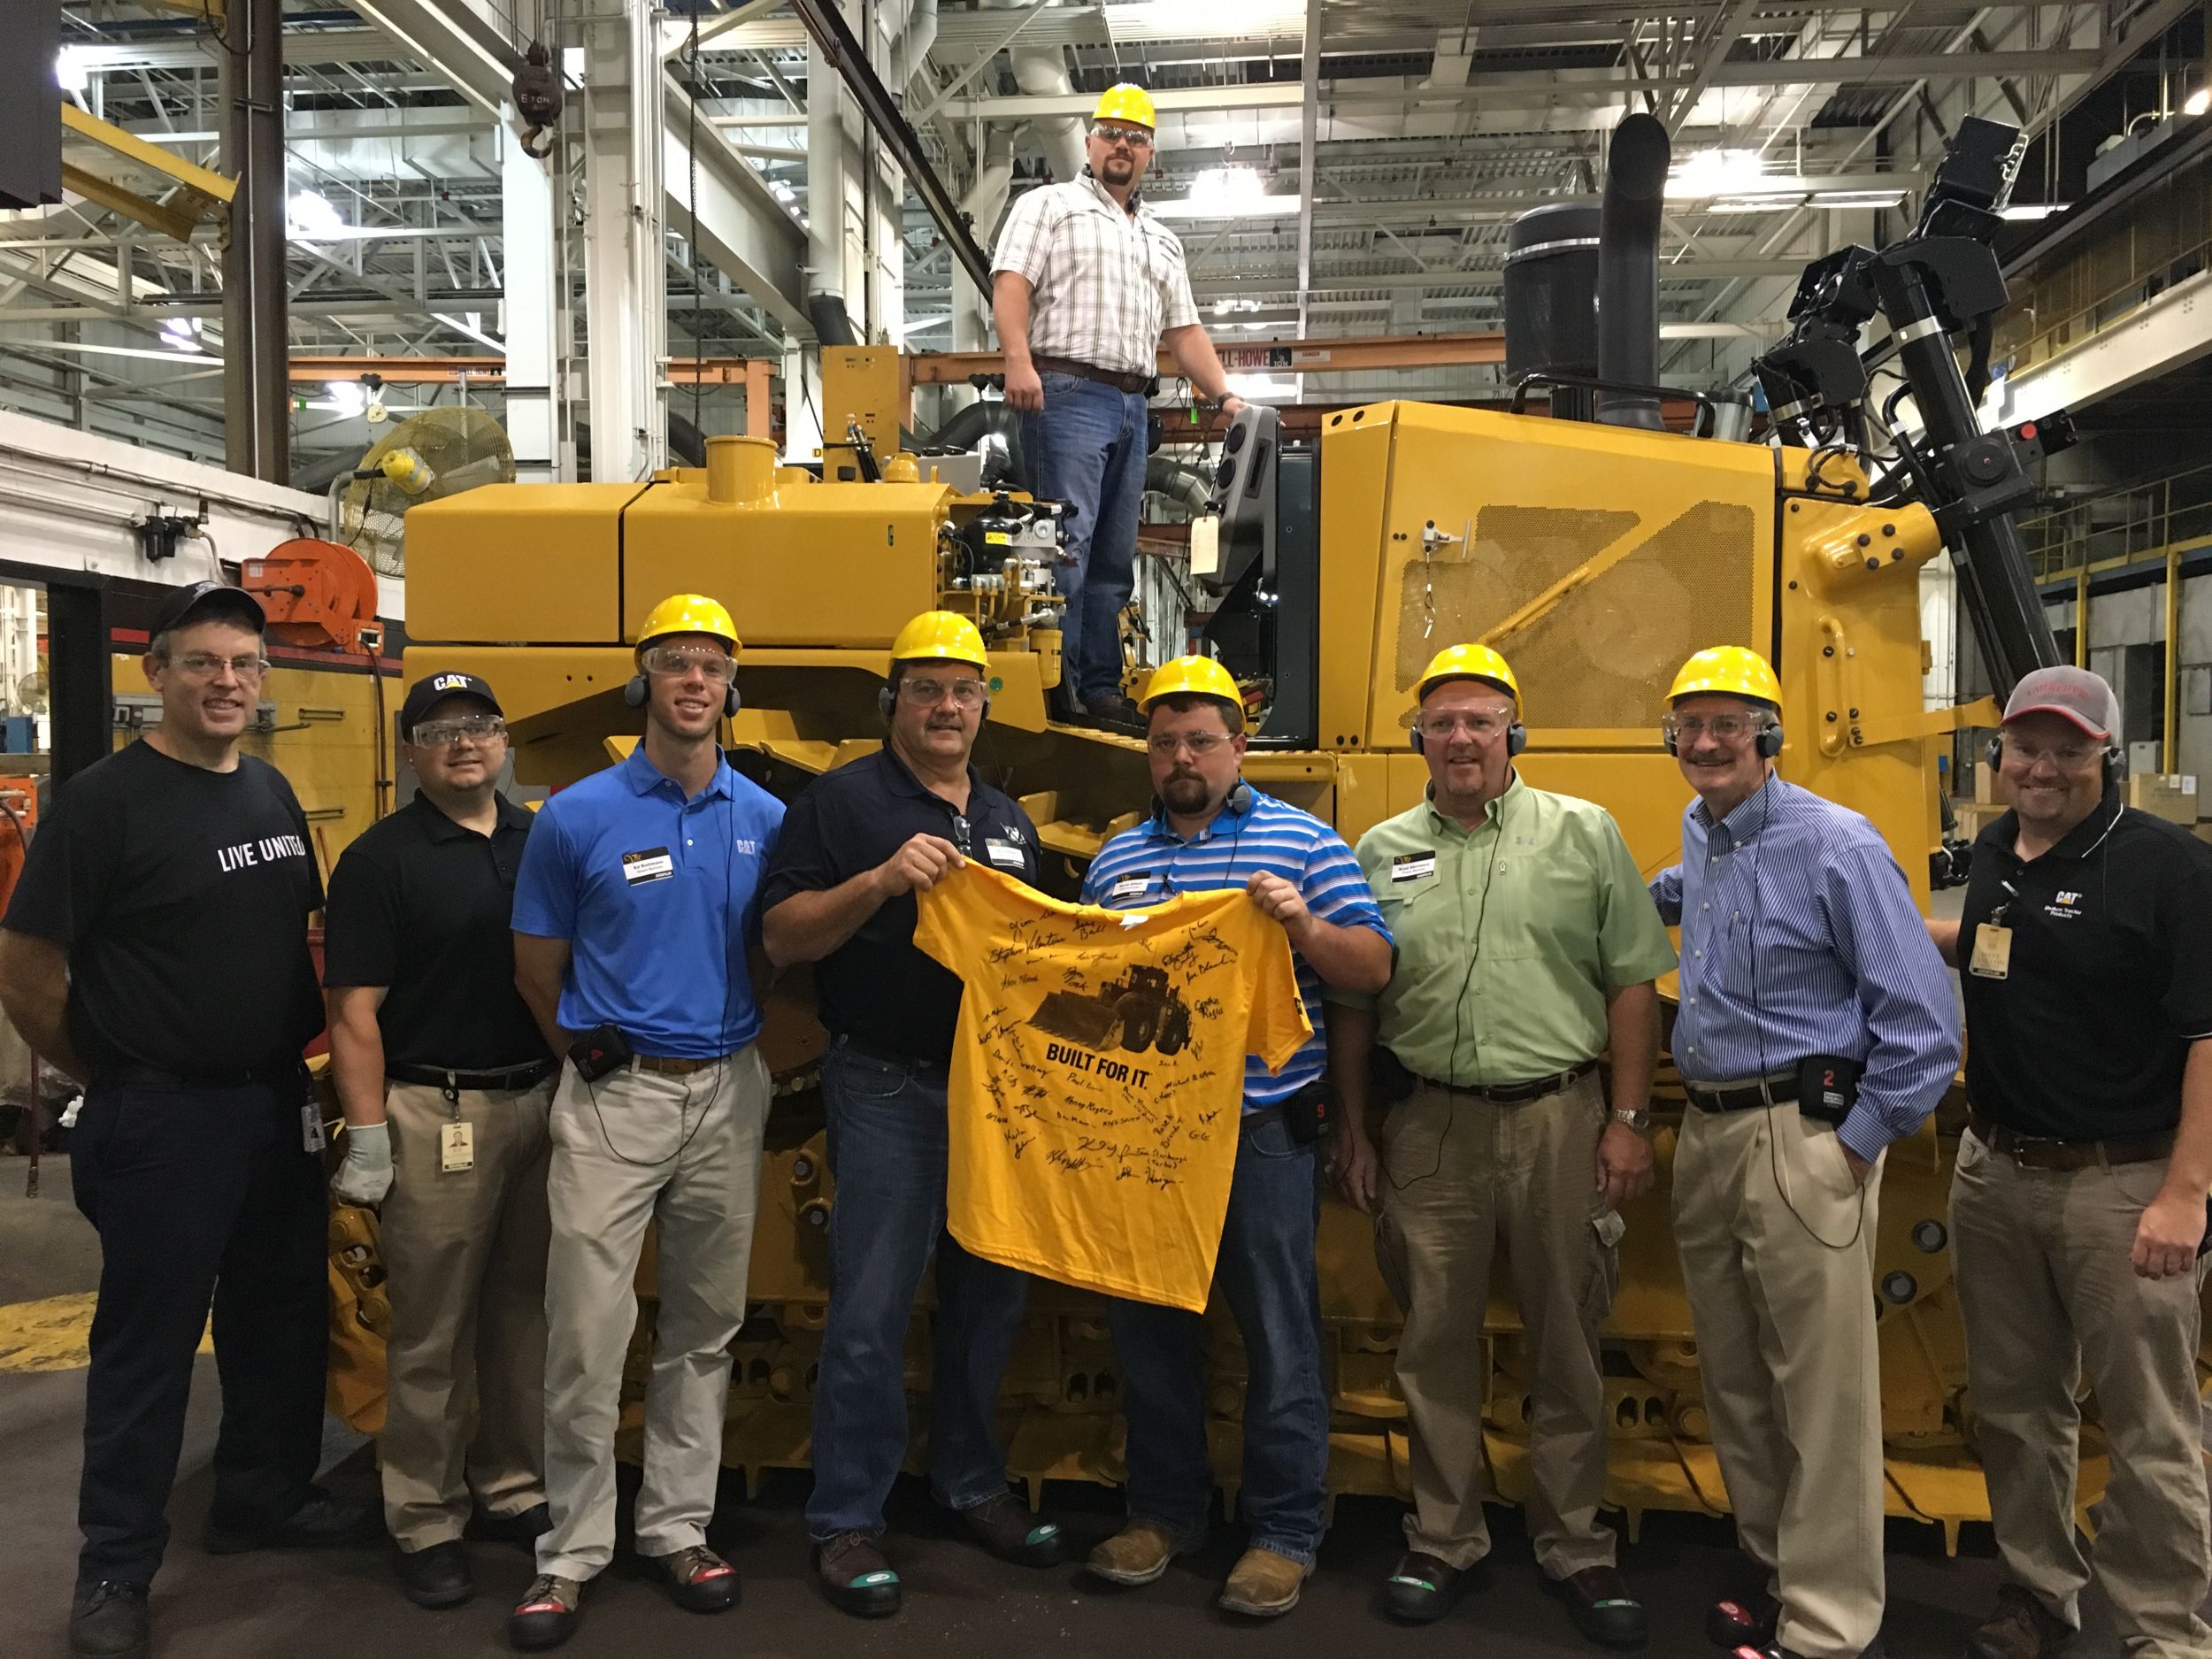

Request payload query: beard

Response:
[1160,771,1212,814]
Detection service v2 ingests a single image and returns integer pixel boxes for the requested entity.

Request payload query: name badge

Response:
[986,838,1027,869]
[1391,851,1438,883]
[440,1120,475,1173]
[1970,923,2012,980]
[623,847,675,885]
[1110,872,1153,902]
[301,1106,326,1155]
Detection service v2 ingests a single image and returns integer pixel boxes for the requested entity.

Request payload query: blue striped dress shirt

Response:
[1648,776,1958,1161]
[1081,787,1389,1110]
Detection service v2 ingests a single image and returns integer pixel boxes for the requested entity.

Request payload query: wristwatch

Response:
[1611,1108,1652,1134]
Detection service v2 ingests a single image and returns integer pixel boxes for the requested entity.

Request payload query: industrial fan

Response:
[335,407,515,577]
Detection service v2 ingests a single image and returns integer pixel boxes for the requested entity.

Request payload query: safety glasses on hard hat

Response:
[640,644,736,683]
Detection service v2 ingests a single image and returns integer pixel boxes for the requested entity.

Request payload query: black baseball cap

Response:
[399,672,504,739]
[150,580,265,640]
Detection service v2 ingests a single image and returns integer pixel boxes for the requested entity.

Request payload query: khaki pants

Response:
[1375,1071,1621,1577]
[379,1076,554,1551]
[1951,1129,2212,1658]
[538,1049,770,1582]
[1673,1101,1885,1659]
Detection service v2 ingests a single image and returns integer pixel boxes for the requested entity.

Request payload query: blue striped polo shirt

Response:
[1079,787,1389,1110]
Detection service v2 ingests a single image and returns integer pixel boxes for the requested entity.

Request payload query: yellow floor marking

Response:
[0,1294,212,1373]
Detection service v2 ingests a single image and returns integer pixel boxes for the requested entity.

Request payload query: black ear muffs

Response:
[627,671,741,716]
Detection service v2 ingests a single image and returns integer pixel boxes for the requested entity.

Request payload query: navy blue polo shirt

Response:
[511,744,785,1058]
[760,741,1041,1065]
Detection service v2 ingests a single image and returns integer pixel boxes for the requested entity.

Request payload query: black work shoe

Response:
[204,1491,377,1554]
[1073,692,1145,733]
[395,1540,473,1609]
[1709,1590,1781,1648]
[470,1503,553,1548]
[649,1544,740,1614]
[957,1491,1064,1567]
[815,1531,902,1617]
[508,1574,580,1651]
[69,1580,149,1659]
[1967,1584,2077,1659]
[1381,1551,1469,1623]
[1546,1564,1648,1647]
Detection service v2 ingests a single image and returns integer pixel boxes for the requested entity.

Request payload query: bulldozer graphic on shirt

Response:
[1028,964,1194,1056]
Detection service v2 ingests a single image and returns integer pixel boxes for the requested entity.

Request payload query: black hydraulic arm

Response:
[1755,116,2061,698]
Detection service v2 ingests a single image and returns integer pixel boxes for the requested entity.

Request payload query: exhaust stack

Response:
[1596,113,1669,429]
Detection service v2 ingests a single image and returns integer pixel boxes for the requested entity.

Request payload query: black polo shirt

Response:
[323,791,549,1071]
[3,741,324,1080]
[1959,791,2212,1140]
[760,741,1041,1065]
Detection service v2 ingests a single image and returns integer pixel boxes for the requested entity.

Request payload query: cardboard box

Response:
[2126,772,2199,825]
[1972,763,1999,804]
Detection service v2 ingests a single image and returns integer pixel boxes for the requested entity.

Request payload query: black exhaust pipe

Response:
[1596,112,1669,429]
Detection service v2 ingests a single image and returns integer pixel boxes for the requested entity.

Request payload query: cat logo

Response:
[433,672,471,691]
[2045,888,2084,919]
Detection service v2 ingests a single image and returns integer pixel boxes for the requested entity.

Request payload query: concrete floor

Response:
[0,1152,2148,1659]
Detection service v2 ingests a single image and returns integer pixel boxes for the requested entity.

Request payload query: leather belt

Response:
[635,1053,729,1077]
[388,1060,555,1094]
[1969,1112,2175,1171]
[1416,1058,1598,1106]
[1685,1071,1800,1114]
[1033,353,1155,395]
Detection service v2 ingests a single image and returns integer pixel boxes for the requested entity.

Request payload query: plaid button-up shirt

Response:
[991,174,1201,376]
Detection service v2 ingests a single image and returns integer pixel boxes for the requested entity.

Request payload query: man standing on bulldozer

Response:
[990,82,1247,729]
[1077,655,1391,1617]
[760,611,1065,1617]
[1325,643,1678,1647]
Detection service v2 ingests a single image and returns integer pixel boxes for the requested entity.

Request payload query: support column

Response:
[220,0,288,483]
[581,0,667,482]
[503,109,564,482]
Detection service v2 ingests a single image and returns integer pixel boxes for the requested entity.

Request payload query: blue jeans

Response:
[1106,1114,1329,1566]
[806,1038,1034,1540]
[1018,370,1150,703]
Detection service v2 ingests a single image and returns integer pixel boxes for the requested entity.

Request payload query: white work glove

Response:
[331,1121,394,1207]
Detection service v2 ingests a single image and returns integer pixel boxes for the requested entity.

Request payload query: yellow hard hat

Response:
[891,610,988,672]
[637,593,739,652]
[1668,644,1781,707]
[1092,83,1156,129]
[1417,643,1520,703]
[1138,655,1244,725]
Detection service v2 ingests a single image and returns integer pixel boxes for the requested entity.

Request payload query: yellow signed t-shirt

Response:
[914,862,1311,1311]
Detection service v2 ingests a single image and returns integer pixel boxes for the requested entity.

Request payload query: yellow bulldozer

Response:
[328,111,2169,1551]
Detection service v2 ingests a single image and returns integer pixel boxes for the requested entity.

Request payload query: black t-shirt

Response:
[323,792,549,1071]
[759,742,1041,1065]
[1959,794,2212,1139]
[4,741,325,1079]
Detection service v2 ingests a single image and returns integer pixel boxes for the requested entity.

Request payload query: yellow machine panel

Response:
[819,345,910,466]
[406,481,646,645]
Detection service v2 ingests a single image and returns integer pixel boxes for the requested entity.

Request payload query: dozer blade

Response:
[1030,989,1119,1048]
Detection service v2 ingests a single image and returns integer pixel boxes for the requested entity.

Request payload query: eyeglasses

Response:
[1416,710,1515,741]
[169,652,270,680]
[896,675,987,708]
[1663,711,1771,744]
[412,715,506,748]
[2005,738,2101,769]
[1147,731,1233,758]
[1091,123,1153,149]
[639,645,736,684]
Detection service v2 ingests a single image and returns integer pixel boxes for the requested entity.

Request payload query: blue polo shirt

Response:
[1079,786,1388,1110]
[512,745,785,1058]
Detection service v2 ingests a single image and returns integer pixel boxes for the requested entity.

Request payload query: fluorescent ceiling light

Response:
[56,47,90,95]
[1811,190,1908,209]
[288,190,347,242]
[324,380,366,416]
[1189,166,1269,211]
[1667,148,1766,199]
[2188,88,2210,116]
[2001,203,2069,220]
[1704,198,1801,214]
[1108,0,1303,37]
[1226,373,1297,401]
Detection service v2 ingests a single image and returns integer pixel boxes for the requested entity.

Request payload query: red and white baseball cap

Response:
[2001,664,2119,739]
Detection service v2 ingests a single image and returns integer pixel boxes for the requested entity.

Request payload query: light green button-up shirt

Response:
[1333,774,1678,1085]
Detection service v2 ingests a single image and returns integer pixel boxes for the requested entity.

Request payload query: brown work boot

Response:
[1217,1546,1312,1617]
[1086,1520,1205,1586]
[1967,1584,2076,1659]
